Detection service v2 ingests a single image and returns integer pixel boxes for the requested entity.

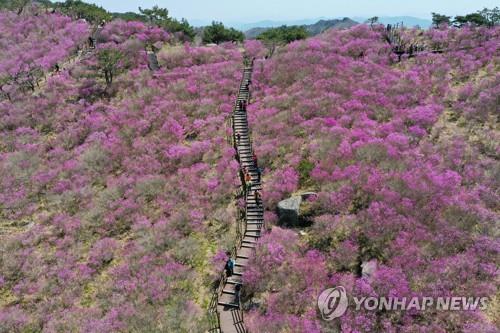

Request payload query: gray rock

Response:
[361,259,378,281]
[277,192,318,227]
[277,196,302,227]
[147,51,160,71]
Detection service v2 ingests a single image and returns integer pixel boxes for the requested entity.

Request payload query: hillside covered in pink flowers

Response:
[0,4,499,333]
[1,9,244,332]
[244,25,499,333]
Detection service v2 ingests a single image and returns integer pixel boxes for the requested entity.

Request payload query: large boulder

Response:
[277,196,302,227]
[277,192,317,227]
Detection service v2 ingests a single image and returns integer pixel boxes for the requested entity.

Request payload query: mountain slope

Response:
[242,25,499,332]
[353,15,432,27]
[244,17,358,39]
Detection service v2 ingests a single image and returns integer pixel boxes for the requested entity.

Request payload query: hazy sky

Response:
[89,0,498,22]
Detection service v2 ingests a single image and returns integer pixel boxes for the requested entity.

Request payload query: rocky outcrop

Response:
[147,51,160,71]
[277,192,317,227]
[277,196,302,226]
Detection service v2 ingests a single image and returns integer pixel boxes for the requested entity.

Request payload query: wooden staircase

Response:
[213,62,262,333]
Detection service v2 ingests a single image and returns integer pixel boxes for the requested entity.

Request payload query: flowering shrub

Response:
[0,10,242,332]
[158,43,240,69]
[0,11,89,76]
[245,24,499,332]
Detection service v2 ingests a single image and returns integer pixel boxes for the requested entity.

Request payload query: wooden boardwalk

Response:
[213,63,262,333]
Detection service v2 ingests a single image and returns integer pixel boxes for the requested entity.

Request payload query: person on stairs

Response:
[236,132,241,145]
[252,153,258,167]
[244,170,252,193]
[239,100,246,112]
[255,189,262,207]
[234,283,242,306]
[225,251,235,277]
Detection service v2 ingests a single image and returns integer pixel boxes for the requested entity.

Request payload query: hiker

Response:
[244,170,252,193]
[225,251,235,277]
[88,36,94,48]
[54,63,60,72]
[252,153,258,166]
[238,100,242,110]
[255,190,262,207]
[235,283,242,305]
[256,166,262,182]
[236,132,241,145]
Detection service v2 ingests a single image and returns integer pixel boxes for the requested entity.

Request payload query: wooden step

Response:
[218,301,239,308]
[242,237,257,244]
[247,210,263,214]
[247,207,263,212]
[223,283,237,295]
[246,224,263,229]
[218,292,239,308]
[246,213,263,218]
[247,211,264,218]
[241,242,256,248]
[238,246,254,257]
[246,219,264,224]
[236,257,250,265]
[247,214,264,219]
[246,202,263,207]
[237,254,250,259]
[227,277,242,284]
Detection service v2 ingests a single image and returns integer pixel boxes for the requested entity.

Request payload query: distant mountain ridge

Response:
[353,16,432,28]
[244,17,358,39]
[191,16,432,30]
[307,18,358,35]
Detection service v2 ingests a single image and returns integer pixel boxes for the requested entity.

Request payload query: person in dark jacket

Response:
[225,251,235,276]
